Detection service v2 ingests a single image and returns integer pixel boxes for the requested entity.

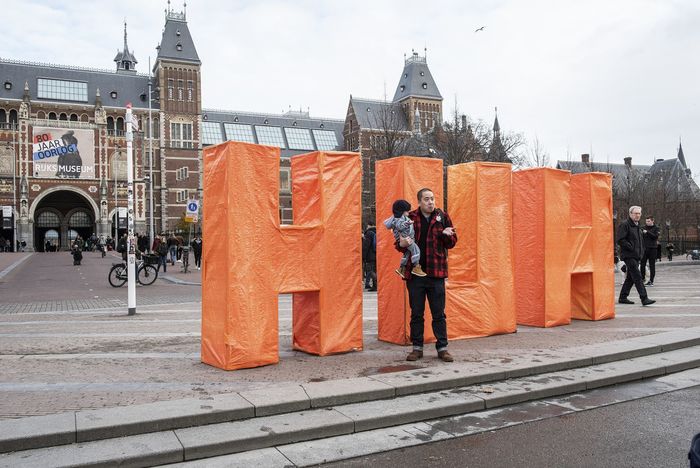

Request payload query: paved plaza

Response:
[0,252,699,420]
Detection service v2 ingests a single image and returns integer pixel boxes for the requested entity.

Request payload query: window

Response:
[68,211,92,227]
[37,78,88,102]
[223,123,255,143]
[36,211,60,227]
[170,122,193,148]
[422,82,428,89]
[280,168,291,192]
[112,152,128,180]
[167,79,174,100]
[312,130,339,150]
[177,80,184,101]
[284,127,314,150]
[176,167,190,180]
[176,190,189,203]
[107,116,114,131]
[187,80,194,102]
[254,125,285,148]
[201,121,223,145]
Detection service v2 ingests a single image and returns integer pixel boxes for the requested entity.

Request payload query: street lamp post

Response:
[666,219,671,244]
[114,146,119,241]
[147,57,155,251]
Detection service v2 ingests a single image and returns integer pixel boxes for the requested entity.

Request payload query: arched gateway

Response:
[30,187,99,251]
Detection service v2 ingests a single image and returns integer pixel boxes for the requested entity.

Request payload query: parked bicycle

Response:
[108,254,159,287]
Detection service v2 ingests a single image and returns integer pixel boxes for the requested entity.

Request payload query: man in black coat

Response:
[640,216,660,286]
[362,226,377,291]
[616,206,655,306]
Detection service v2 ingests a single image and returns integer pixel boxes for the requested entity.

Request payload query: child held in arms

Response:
[383,199,427,277]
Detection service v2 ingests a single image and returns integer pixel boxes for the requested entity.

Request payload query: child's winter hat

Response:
[392,199,411,218]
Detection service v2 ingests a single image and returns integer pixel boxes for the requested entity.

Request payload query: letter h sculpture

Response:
[202,141,363,370]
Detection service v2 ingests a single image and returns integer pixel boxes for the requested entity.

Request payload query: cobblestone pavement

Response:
[0,254,698,419]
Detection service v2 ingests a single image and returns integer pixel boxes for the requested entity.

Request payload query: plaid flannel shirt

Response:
[395,208,457,278]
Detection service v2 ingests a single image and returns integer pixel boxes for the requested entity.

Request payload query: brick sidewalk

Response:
[0,261,698,419]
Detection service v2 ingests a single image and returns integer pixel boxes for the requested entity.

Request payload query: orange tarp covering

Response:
[513,168,572,327]
[446,162,517,338]
[375,158,516,345]
[201,141,363,370]
[569,172,615,321]
[375,157,444,345]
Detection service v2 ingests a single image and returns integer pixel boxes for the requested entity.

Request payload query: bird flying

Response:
[475,26,485,32]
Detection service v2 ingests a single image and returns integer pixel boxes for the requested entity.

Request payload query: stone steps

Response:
[0,327,699,467]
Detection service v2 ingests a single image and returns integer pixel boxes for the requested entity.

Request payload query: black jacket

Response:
[362,227,376,263]
[641,225,660,250]
[616,218,644,260]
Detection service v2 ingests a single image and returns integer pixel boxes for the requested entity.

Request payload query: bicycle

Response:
[108,254,159,287]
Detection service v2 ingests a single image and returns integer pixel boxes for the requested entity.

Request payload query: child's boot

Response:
[411,264,427,277]
[394,266,405,277]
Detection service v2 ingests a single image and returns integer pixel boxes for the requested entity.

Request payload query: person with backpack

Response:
[362,225,377,291]
[191,234,203,270]
[157,236,169,273]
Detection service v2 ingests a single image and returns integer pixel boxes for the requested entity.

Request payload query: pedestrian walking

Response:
[362,225,377,290]
[640,216,660,286]
[157,236,169,273]
[191,234,203,270]
[667,242,675,261]
[616,206,656,306]
[167,233,178,265]
[397,188,458,362]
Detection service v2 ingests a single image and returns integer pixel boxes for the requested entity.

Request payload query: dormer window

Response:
[110,91,118,99]
[176,43,183,51]
[4,81,11,90]
[420,71,425,76]
[400,85,405,92]
[421,83,428,89]
[176,29,181,36]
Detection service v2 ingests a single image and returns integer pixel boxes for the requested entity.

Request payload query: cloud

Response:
[2,0,698,175]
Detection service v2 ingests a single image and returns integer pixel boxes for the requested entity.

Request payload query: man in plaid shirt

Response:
[397,188,458,362]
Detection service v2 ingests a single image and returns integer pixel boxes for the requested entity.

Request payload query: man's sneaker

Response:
[645,281,654,286]
[642,298,656,306]
[618,298,634,304]
[406,350,423,361]
[438,350,454,362]
[394,266,405,277]
[411,264,427,277]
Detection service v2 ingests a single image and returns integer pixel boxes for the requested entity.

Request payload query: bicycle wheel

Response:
[108,264,127,288]
[138,264,158,286]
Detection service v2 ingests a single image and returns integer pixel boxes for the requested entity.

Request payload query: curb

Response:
[1,344,699,467]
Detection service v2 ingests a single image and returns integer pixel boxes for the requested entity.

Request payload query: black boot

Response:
[618,297,634,304]
[641,297,656,306]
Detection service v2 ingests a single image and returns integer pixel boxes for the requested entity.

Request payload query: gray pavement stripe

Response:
[0,319,202,326]
[515,327,682,333]
[0,352,200,360]
[0,253,33,280]
[615,314,700,318]
[0,332,201,338]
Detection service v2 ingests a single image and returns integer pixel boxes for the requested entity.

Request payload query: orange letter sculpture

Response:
[569,172,615,321]
[202,141,363,370]
[513,169,615,326]
[376,158,516,344]
[513,168,573,327]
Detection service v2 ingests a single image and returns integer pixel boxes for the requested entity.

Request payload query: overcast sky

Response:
[3,0,699,176]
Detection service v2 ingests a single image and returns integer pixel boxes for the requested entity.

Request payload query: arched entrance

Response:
[32,189,97,251]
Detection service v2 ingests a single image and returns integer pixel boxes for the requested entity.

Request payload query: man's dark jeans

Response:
[407,275,448,351]
[641,248,656,282]
[620,258,648,300]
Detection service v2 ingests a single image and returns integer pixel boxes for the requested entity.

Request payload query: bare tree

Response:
[522,135,550,168]
[365,102,411,160]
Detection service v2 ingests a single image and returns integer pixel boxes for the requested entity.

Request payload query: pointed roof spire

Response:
[678,137,687,168]
[392,49,442,102]
[114,20,137,71]
[493,107,500,134]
